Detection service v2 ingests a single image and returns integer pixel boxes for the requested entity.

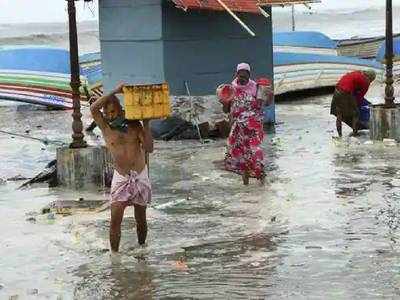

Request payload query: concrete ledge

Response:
[56,146,113,190]
[370,104,400,141]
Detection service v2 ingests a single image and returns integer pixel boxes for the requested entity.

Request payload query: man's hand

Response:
[90,82,125,131]
[113,82,125,95]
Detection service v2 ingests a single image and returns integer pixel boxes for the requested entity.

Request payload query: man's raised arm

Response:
[142,120,154,153]
[90,83,124,130]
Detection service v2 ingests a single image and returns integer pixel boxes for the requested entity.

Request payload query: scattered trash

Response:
[47,213,55,220]
[286,193,295,201]
[376,249,390,254]
[391,179,400,187]
[27,288,38,295]
[250,261,261,267]
[383,138,397,146]
[364,140,373,145]
[305,245,322,249]
[346,237,362,241]
[41,207,51,214]
[26,217,36,223]
[19,160,57,189]
[7,175,30,181]
[173,256,189,271]
[290,263,306,267]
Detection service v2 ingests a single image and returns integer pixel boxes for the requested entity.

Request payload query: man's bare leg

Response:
[110,203,125,252]
[134,204,147,245]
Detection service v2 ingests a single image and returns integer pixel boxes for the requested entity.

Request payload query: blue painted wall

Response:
[99,0,165,90]
[99,0,275,123]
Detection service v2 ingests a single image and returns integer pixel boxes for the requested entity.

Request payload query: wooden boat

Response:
[272,32,384,95]
[337,33,400,59]
[0,47,93,109]
[274,31,338,55]
[274,52,384,95]
[376,37,400,79]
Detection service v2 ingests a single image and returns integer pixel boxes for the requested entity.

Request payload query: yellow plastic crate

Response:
[123,83,171,120]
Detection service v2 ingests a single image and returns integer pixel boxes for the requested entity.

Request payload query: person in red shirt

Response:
[330,70,376,137]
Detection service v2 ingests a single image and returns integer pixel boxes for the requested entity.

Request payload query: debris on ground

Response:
[42,198,108,215]
[19,160,57,189]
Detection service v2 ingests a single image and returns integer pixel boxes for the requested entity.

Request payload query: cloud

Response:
[0,0,98,24]
[274,0,400,13]
[2,0,400,24]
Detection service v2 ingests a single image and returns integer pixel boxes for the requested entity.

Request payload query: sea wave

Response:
[0,31,100,54]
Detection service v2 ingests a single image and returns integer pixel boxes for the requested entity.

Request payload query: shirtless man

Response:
[90,83,153,252]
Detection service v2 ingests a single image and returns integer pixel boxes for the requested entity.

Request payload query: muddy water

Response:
[1,90,400,299]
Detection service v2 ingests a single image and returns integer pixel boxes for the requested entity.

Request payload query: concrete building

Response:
[98,0,275,123]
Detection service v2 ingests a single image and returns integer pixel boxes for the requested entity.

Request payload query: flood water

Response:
[1,87,400,299]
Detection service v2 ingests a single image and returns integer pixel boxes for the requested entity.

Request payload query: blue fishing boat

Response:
[274,31,338,55]
[63,31,386,98]
[274,52,384,95]
[337,33,400,59]
[0,46,99,108]
[272,31,384,95]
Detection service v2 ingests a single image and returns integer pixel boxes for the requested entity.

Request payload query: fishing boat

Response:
[376,37,400,79]
[0,46,93,109]
[274,52,384,95]
[337,33,400,59]
[76,48,385,97]
[274,31,338,55]
[272,31,384,95]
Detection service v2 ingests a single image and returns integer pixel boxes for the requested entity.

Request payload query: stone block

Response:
[370,104,400,141]
[57,146,113,190]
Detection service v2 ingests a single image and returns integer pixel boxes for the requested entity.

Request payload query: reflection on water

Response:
[74,259,156,299]
[2,93,400,298]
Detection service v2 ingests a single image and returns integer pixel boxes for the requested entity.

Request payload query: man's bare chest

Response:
[105,129,140,149]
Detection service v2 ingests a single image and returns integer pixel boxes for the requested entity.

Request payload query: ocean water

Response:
[0,21,99,54]
[2,84,400,298]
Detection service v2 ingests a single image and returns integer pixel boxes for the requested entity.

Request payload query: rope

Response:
[0,129,66,146]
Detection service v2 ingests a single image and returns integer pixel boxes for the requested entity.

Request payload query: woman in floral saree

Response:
[221,63,268,185]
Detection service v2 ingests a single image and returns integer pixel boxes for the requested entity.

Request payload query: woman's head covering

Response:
[363,70,376,82]
[237,63,251,73]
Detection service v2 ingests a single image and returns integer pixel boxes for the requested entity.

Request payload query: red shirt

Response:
[336,71,370,106]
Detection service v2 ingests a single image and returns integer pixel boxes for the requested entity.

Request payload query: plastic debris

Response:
[174,257,189,271]
[27,289,38,295]
[383,138,397,146]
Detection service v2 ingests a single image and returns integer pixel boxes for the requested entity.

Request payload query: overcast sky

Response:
[0,0,400,24]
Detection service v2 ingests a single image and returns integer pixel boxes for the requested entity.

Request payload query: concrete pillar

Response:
[57,146,113,190]
[370,104,400,141]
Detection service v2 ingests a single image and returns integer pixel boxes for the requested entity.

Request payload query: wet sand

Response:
[1,83,400,299]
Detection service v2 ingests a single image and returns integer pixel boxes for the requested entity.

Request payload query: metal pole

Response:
[291,5,295,31]
[385,0,395,107]
[68,0,87,148]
